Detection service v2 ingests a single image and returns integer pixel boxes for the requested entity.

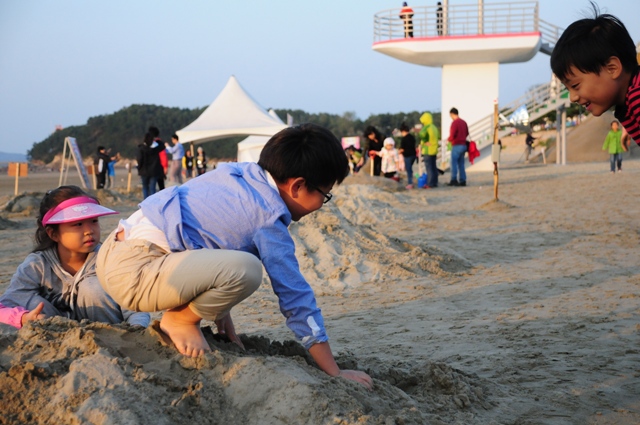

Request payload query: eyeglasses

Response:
[314,187,333,204]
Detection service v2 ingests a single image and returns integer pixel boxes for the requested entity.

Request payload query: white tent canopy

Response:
[176,75,287,145]
[237,109,285,163]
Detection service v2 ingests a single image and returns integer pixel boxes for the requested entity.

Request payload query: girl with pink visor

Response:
[0,186,149,328]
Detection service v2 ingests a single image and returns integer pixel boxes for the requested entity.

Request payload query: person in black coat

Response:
[363,126,384,176]
[94,146,111,189]
[137,132,165,199]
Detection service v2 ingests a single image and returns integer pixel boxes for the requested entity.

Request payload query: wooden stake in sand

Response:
[492,102,501,201]
[8,162,28,196]
[126,162,132,193]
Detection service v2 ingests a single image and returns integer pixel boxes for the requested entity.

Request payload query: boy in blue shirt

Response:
[97,124,373,389]
[550,5,640,141]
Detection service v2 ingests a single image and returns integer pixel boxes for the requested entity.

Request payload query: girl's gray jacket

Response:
[0,244,149,327]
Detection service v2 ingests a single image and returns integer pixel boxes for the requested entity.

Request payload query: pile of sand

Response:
[0,316,498,424]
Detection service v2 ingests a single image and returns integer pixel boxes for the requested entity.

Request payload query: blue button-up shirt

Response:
[139,162,327,349]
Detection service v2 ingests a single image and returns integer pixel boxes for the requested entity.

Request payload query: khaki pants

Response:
[96,230,263,321]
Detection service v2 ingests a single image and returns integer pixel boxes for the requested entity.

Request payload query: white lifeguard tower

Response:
[372,1,565,166]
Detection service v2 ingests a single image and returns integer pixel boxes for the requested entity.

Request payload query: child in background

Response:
[106,151,120,189]
[0,186,150,329]
[196,146,207,175]
[183,149,194,179]
[550,4,640,143]
[371,137,401,180]
[603,120,624,173]
[96,124,373,389]
[345,145,364,174]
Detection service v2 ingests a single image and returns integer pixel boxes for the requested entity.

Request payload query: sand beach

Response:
[1,155,639,424]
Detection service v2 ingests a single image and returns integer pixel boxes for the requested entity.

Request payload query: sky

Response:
[1,0,639,155]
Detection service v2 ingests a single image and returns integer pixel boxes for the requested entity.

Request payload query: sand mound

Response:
[0,317,500,425]
[291,184,470,296]
[475,199,516,212]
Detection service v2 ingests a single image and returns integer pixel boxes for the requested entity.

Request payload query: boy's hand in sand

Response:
[215,312,244,350]
[21,302,46,326]
[309,342,374,390]
[339,370,374,390]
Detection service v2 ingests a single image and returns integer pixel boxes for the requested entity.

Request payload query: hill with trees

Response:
[27,105,440,163]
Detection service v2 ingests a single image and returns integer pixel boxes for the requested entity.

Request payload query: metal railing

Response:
[538,18,563,54]
[467,82,570,150]
[374,1,541,42]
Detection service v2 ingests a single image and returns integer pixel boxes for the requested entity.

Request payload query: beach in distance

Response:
[1,158,639,424]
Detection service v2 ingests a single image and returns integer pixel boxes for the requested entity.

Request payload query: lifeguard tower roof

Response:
[372,1,553,66]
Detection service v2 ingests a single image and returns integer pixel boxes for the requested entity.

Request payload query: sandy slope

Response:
[1,157,639,424]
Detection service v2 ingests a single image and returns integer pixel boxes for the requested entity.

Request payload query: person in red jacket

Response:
[400,2,414,38]
[447,107,469,187]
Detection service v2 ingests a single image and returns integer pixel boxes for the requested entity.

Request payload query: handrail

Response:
[437,81,571,168]
[467,82,570,151]
[374,1,540,42]
[538,18,563,47]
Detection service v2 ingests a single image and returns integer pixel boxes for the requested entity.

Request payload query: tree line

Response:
[27,104,441,164]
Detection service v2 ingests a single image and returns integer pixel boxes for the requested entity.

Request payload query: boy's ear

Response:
[605,56,624,79]
[283,177,306,199]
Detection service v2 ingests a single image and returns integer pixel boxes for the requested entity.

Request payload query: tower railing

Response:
[538,18,563,54]
[374,1,540,42]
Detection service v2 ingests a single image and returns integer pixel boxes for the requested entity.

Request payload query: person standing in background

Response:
[165,134,185,185]
[363,126,384,177]
[436,2,443,36]
[183,149,195,179]
[419,112,440,189]
[106,151,120,189]
[399,2,414,38]
[94,146,111,189]
[399,123,416,189]
[137,132,165,199]
[149,126,167,191]
[447,107,469,187]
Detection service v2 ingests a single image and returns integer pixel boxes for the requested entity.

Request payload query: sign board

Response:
[8,163,28,177]
[61,137,92,189]
[341,136,360,150]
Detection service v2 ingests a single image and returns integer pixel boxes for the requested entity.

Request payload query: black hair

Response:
[399,122,410,132]
[258,123,349,189]
[172,134,179,140]
[363,125,383,142]
[148,126,160,138]
[97,146,105,153]
[450,107,459,115]
[34,186,99,253]
[143,132,153,147]
[551,2,637,81]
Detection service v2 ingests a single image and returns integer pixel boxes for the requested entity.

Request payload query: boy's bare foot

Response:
[160,305,211,357]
